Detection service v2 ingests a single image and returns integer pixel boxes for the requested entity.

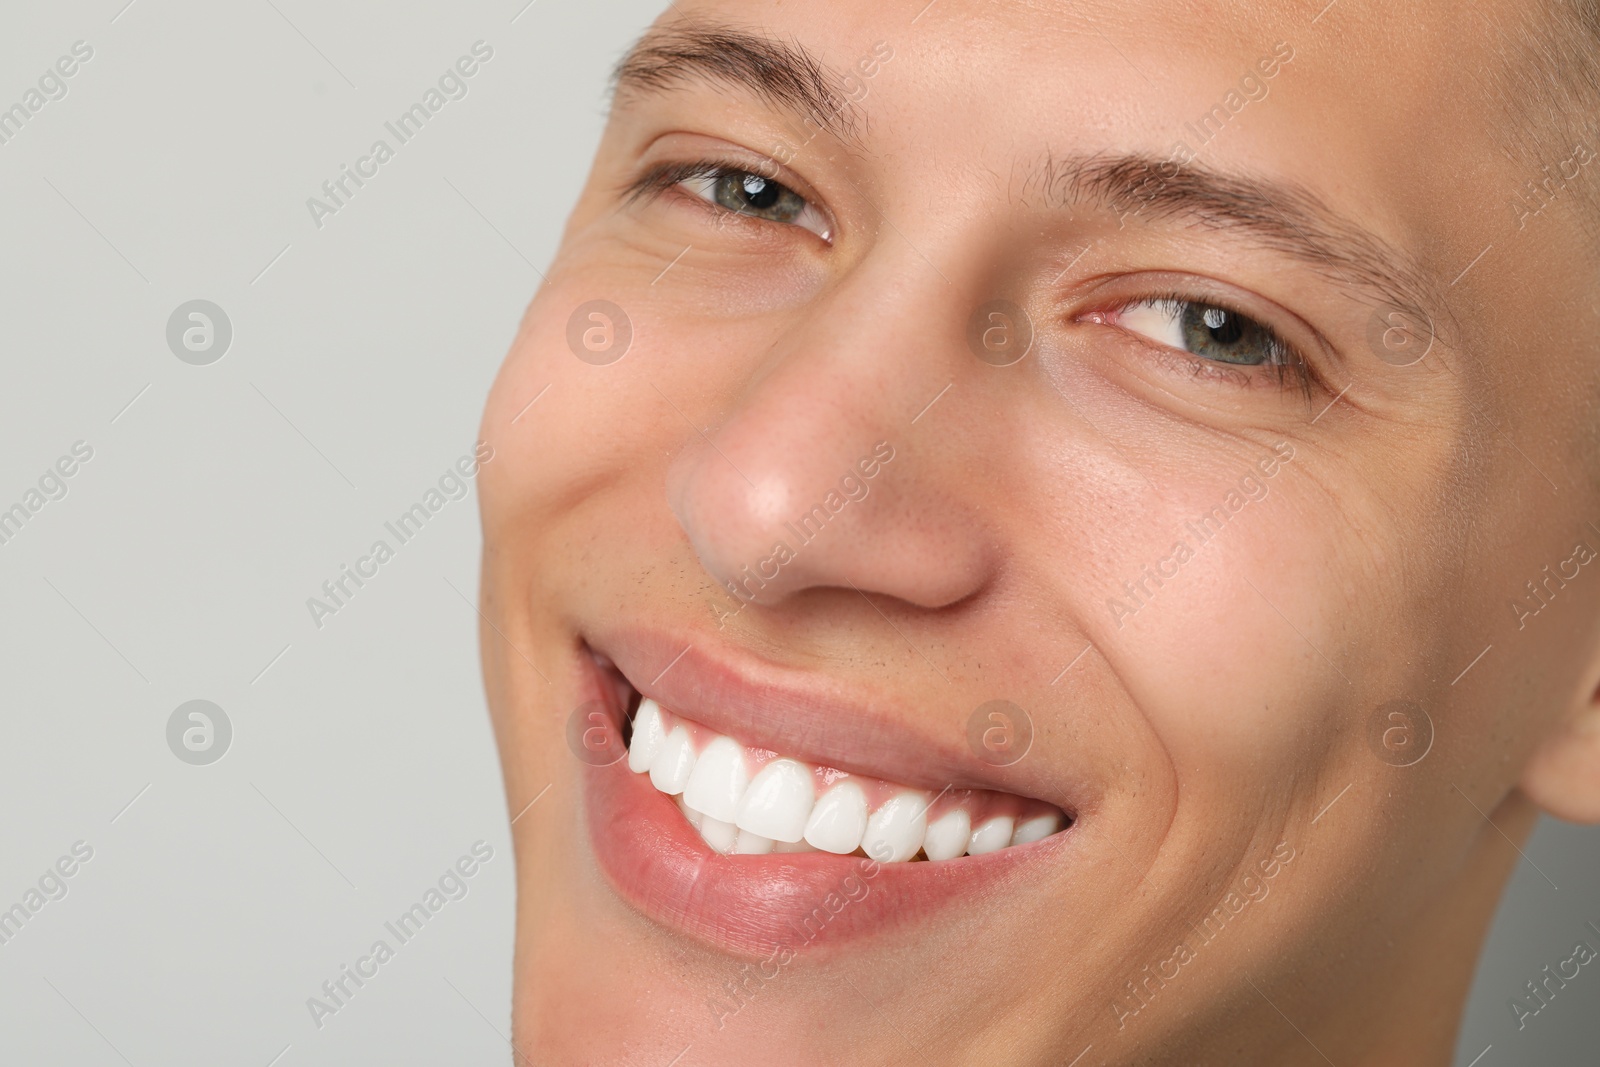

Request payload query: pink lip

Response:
[578,627,1082,954]
[583,743,1066,954]
[588,626,1085,806]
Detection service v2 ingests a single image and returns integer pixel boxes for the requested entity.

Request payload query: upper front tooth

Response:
[627,699,667,773]
[649,726,696,795]
[735,758,815,843]
[966,815,1015,855]
[803,781,869,854]
[862,791,930,863]
[921,808,972,861]
[1011,812,1063,846]
[682,736,750,823]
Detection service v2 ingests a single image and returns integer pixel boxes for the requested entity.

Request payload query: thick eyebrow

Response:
[1034,153,1447,330]
[610,20,861,147]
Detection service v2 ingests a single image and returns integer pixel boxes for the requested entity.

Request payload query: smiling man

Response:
[474,1,1600,1063]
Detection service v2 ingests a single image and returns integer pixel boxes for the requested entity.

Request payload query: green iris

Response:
[713,171,807,224]
[1180,303,1282,365]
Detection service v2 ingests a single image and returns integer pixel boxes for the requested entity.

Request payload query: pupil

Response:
[1203,306,1243,344]
[740,174,780,210]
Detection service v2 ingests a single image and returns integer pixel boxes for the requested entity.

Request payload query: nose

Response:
[666,253,994,612]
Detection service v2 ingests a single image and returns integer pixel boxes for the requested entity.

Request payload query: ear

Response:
[1520,684,1600,823]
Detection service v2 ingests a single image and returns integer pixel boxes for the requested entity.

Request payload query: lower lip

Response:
[583,750,1070,955]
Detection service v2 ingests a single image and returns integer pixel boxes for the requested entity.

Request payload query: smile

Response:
[629,697,1069,861]
[578,630,1084,952]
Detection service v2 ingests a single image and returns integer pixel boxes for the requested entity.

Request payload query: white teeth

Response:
[733,828,775,855]
[966,815,1015,855]
[682,736,750,823]
[1011,812,1063,846]
[675,794,703,830]
[921,808,972,862]
[630,705,1067,859]
[773,838,818,853]
[698,815,738,854]
[627,699,667,774]
[803,781,869,855]
[862,791,930,863]
[735,758,815,843]
[649,726,696,795]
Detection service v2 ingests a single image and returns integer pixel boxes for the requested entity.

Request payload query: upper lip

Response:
[588,624,1081,813]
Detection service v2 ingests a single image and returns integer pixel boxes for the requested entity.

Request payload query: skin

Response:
[474,1,1600,1063]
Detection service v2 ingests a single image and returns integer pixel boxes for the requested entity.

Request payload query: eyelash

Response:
[625,159,735,203]
[625,165,1318,399]
[1088,291,1316,398]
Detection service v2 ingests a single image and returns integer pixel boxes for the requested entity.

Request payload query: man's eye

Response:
[680,168,831,240]
[1115,298,1290,367]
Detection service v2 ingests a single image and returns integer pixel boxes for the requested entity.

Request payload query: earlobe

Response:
[1520,694,1600,824]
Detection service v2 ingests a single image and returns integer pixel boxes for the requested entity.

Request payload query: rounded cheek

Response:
[482,248,826,532]
[1055,461,1346,800]
[480,284,649,524]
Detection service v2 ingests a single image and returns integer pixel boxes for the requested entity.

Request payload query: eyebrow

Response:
[1035,152,1447,329]
[611,21,861,147]
[611,29,1443,332]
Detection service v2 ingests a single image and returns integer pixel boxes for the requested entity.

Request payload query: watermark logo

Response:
[706,857,882,1030]
[1111,840,1295,1029]
[306,41,495,230]
[1365,305,1433,367]
[708,442,896,629]
[1366,699,1432,767]
[1509,919,1600,1031]
[966,700,1033,766]
[305,443,493,630]
[306,841,495,1029]
[166,300,232,366]
[565,701,626,766]
[0,40,94,149]
[0,840,95,949]
[967,300,1033,367]
[166,699,232,765]
[567,300,632,365]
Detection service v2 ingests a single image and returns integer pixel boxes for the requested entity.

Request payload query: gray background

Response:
[0,2,1592,1065]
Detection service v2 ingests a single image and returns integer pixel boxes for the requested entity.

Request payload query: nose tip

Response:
[668,451,822,605]
[668,434,991,612]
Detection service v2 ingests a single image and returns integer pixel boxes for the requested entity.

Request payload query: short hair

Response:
[1498,0,1600,235]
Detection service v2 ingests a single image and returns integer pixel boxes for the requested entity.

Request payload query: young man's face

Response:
[477,1,1600,1062]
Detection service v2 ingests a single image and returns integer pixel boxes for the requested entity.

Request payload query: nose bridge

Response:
[758,244,947,435]
[666,242,994,611]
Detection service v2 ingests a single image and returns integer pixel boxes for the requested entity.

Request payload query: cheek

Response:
[1021,432,1357,791]
[478,266,787,537]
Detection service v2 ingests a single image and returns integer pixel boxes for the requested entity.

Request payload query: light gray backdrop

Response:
[0,2,1592,1065]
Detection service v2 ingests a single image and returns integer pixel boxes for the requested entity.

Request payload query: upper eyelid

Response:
[1077,276,1333,363]
[625,131,833,198]
[625,143,811,198]
[1120,295,1288,348]
[1088,293,1318,395]
[625,157,836,240]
